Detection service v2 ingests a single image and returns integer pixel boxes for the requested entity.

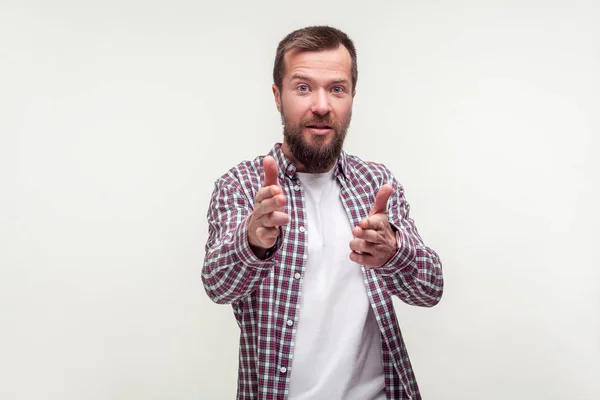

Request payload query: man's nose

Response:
[310,89,332,116]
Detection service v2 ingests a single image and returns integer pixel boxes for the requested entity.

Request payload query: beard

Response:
[281,105,351,173]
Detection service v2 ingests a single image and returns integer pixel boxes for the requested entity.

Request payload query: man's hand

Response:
[248,156,290,258]
[349,184,398,268]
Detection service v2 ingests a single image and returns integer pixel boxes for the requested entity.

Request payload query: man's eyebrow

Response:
[331,78,350,85]
[290,74,312,81]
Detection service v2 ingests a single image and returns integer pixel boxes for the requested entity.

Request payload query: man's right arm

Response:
[201,178,277,304]
[202,156,288,305]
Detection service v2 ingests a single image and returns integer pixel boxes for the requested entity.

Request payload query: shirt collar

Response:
[268,142,349,182]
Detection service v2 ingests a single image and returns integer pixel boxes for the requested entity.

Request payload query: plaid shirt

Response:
[202,143,443,400]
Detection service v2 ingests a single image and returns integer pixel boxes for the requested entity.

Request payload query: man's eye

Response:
[332,86,345,94]
[298,85,309,92]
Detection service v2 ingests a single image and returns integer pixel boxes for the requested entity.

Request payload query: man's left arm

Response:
[350,171,444,307]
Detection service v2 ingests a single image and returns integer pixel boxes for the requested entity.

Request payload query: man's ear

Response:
[272,84,282,113]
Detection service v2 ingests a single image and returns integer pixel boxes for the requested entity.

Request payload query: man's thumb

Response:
[263,156,279,187]
[370,184,393,215]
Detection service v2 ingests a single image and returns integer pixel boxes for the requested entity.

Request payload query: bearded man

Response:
[202,25,444,400]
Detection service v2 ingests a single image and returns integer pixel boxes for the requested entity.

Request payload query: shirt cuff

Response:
[373,225,418,276]
[233,215,280,269]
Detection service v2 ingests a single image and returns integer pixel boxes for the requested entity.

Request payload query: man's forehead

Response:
[284,45,351,64]
[283,47,352,79]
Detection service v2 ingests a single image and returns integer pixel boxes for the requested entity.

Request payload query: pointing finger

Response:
[359,215,387,231]
[352,226,381,243]
[255,185,282,204]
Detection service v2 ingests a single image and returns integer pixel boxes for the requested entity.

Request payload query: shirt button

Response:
[287,319,293,326]
[294,185,301,191]
[280,366,287,373]
[298,226,306,233]
[294,273,301,280]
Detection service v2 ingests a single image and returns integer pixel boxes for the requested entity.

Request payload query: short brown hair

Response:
[273,25,358,91]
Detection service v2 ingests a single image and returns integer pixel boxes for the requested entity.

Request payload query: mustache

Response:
[300,116,340,129]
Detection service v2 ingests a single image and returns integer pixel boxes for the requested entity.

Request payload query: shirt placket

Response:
[276,169,308,391]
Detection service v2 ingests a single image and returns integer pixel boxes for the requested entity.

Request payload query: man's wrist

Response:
[249,243,269,260]
[232,215,277,269]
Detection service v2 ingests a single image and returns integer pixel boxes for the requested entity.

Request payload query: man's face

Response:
[273,45,355,173]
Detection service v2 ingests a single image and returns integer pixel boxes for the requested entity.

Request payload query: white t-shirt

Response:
[288,166,386,400]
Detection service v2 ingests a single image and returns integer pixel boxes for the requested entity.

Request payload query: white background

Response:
[1,0,599,399]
